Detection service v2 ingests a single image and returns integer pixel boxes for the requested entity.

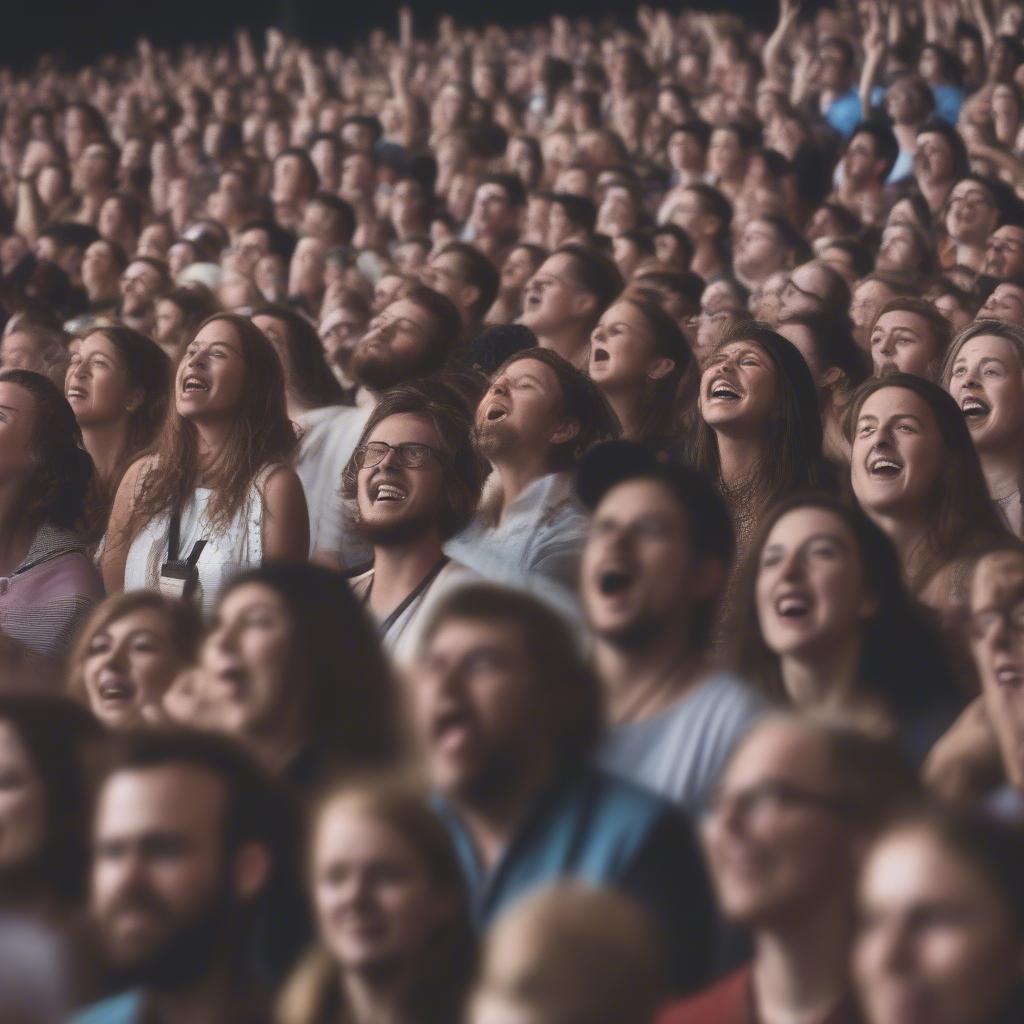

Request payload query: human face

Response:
[877,225,920,275]
[854,828,1024,1024]
[351,298,438,392]
[412,617,551,801]
[708,128,742,178]
[82,241,118,294]
[176,320,246,421]
[232,228,270,276]
[945,181,998,245]
[356,413,445,544]
[596,186,637,237]
[320,306,365,376]
[734,220,787,285]
[200,582,296,739]
[0,720,46,869]
[871,311,941,380]
[419,252,468,311]
[947,334,1024,453]
[0,381,37,488]
[520,253,590,335]
[65,332,140,429]
[778,264,829,320]
[979,283,1024,326]
[776,322,824,384]
[0,332,45,374]
[914,132,953,184]
[843,132,881,187]
[82,607,184,729]
[699,341,779,433]
[969,550,1024,786]
[500,247,536,293]
[982,226,1024,280]
[851,387,944,519]
[155,298,186,354]
[851,280,896,351]
[120,262,162,314]
[589,301,670,395]
[703,721,857,928]
[312,802,447,972]
[250,314,292,387]
[471,183,514,238]
[92,766,229,977]
[756,506,875,661]
[475,358,569,463]
[583,478,705,646]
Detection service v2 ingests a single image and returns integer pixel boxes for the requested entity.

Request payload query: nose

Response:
[777,547,806,583]
[877,334,895,357]
[377,445,401,469]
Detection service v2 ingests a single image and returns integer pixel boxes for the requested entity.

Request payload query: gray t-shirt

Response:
[598,671,767,816]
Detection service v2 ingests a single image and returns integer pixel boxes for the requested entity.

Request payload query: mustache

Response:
[103,886,172,921]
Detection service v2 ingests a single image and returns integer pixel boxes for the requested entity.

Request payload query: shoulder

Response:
[581,770,684,834]
[658,968,752,1024]
[72,991,143,1024]
[261,464,306,502]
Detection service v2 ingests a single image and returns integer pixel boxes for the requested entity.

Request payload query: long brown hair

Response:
[124,313,296,540]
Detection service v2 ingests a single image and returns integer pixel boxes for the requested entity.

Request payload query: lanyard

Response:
[374,556,450,637]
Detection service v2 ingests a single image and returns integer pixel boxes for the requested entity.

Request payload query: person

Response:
[587,296,691,446]
[833,122,899,224]
[664,183,731,283]
[977,280,1024,326]
[0,320,71,389]
[66,590,201,730]
[660,715,920,1024]
[943,175,1013,273]
[732,494,963,760]
[869,297,952,380]
[733,217,811,291]
[468,884,665,1024]
[519,244,623,369]
[172,562,395,791]
[446,347,619,612]
[153,285,220,363]
[118,256,170,335]
[469,175,526,264]
[942,320,1024,537]
[847,373,1008,616]
[276,779,473,1024]
[411,582,714,993]
[853,807,1024,1024]
[101,314,309,613]
[691,320,831,557]
[343,381,484,663]
[0,369,103,661]
[65,326,170,538]
[981,223,1024,282]
[577,442,766,814]
[850,274,917,353]
[419,241,500,343]
[775,260,850,324]
[487,242,546,326]
[73,729,302,1024]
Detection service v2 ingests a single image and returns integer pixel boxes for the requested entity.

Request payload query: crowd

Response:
[3,0,1024,1021]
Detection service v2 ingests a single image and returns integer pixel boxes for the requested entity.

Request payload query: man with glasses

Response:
[419,241,500,343]
[342,380,484,663]
[660,715,918,1024]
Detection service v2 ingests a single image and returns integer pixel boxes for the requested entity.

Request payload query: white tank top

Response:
[123,465,277,616]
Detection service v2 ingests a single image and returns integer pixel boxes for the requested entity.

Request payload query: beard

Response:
[100,883,234,992]
[355,507,437,546]
[351,345,414,392]
[473,420,517,461]
[595,613,665,652]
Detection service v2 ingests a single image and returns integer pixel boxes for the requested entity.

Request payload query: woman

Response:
[170,563,397,790]
[0,369,103,661]
[847,374,1008,615]
[67,591,201,730]
[588,296,691,446]
[777,312,870,466]
[942,320,1024,537]
[487,243,547,326]
[732,495,963,760]
[102,313,309,612]
[277,779,473,1024]
[65,325,169,539]
[854,808,1024,1024]
[691,320,831,556]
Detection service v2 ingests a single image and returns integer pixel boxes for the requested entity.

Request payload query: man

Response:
[446,347,619,610]
[812,37,862,138]
[419,241,500,342]
[229,220,295,278]
[118,256,170,335]
[286,236,326,316]
[665,184,731,283]
[981,223,1024,282]
[81,238,127,314]
[630,268,704,343]
[520,244,623,368]
[577,443,766,814]
[73,730,298,1024]
[544,193,596,251]
[299,191,355,250]
[834,123,899,222]
[868,297,951,379]
[652,224,695,273]
[469,174,526,264]
[978,280,1024,325]
[35,221,99,291]
[414,582,714,993]
[343,381,484,663]
[271,147,319,230]
[660,716,918,1024]
[849,273,916,352]
[733,216,811,291]
[308,285,462,567]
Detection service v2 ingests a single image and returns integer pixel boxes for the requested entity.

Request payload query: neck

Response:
[953,241,986,272]
[492,455,552,518]
[594,628,703,725]
[0,483,36,576]
[147,965,240,1024]
[716,432,765,490]
[919,178,951,213]
[193,420,232,477]
[779,633,862,712]
[691,244,723,282]
[869,508,932,583]
[81,418,130,486]
[606,391,643,440]
[979,446,1023,502]
[340,966,414,1024]
[286,390,312,421]
[751,898,854,1024]
[893,123,918,151]
[536,324,589,367]
[369,532,446,618]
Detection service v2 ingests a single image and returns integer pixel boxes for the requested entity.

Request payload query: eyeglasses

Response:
[949,194,994,213]
[707,779,859,821]
[354,441,442,469]
[970,600,1024,640]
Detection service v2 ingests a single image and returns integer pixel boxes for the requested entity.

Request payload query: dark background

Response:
[1,0,790,70]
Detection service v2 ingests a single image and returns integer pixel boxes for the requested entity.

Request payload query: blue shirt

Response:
[824,87,862,138]
[71,992,141,1024]
[435,768,714,993]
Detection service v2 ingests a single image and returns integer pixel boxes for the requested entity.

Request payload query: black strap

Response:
[168,511,207,569]
[377,556,450,637]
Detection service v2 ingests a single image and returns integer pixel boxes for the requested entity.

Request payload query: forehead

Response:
[366,411,439,446]
[951,181,991,200]
[383,298,433,331]
[192,319,242,348]
[713,340,769,361]
[993,225,1024,242]
[497,357,560,393]
[727,720,832,786]
[956,333,1019,360]
[766,505,853,546]
[79,332,122,359]
[97,766,226,836]
[101,605,171,636]
[218,580,286,617]
[971,550,1024,607]
[596,477,687,525]
[429,615,524,656]
[125,262,158,280]
[875,310,930,336]
[537,253,576,279]
[859,385,934,421]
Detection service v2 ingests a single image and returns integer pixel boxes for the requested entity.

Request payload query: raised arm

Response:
[859,1,887,119]
[764,0,803,86]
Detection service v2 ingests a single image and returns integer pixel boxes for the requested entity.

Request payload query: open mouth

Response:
[962,396,991,421]
[485,403,509,423]
[995,665,1024,688]
[66,386,88,400]
[868,453,903,478]
[709,378,742,400]
[431,705,475,751]
[774,592,812,620]
[97,679,136,703]
[598,567,633,595]
[373,480,407,502]
[524,291,542,310]
[592,346,610,363]
[181,374,210,394]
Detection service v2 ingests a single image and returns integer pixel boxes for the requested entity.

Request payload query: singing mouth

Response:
[709,378,742,400]
[774,592,812,620]
[592,346,610,364]
[598,566,633,595]
[962,396,991,421]
[66,386,88,400]
[181,374,210,394]
[868,454,903,478]
[372,480,407,502]
[484,403,509,423]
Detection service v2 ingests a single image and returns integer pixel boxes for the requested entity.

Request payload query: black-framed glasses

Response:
[970,601,1024,640]
[354,441,442,469]
[707,779,859,821]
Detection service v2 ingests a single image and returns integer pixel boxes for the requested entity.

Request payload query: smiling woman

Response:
[100,313,309,612]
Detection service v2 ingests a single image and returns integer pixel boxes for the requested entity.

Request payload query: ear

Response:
[820,366,845,390]
[549,417,580,446]
[232,841,271,901]
[461,284,481,313]
[646,356,676,382]
[572,291,598,320]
